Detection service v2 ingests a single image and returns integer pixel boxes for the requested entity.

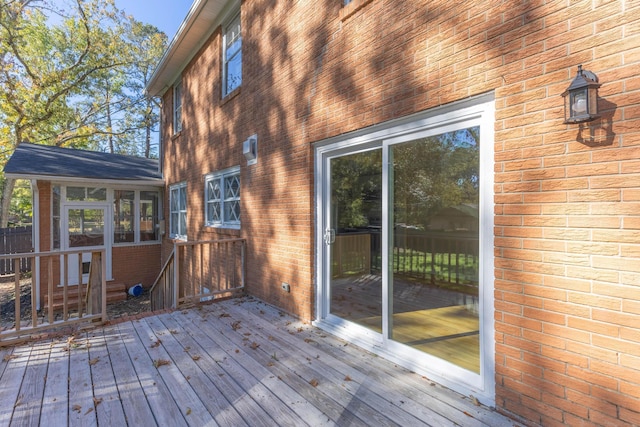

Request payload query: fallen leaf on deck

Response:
[3,354,19,362]
[344,375,352,382]
[191,355,201,361]
[72,404,82,413]
[153,359,171,368]
[84,407,94,415]
[470,395,480,406]
[309,379,319,387]
[88,358,99,366]
[150,339,162,348]
[186,407,192,415]
[250,342,260,350]
[93,397,103,406]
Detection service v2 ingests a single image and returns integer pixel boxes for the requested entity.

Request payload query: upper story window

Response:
[173,79,182,134]
[205,167,240,229]
[169,182,187,239]
[222,12,241,97]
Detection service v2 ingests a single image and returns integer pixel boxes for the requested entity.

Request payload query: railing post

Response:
[241,240,246,289]
[173,244,179,309]
[101,250,107,321]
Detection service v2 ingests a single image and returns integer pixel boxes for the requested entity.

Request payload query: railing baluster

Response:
[14,258,20,332]
[63,254,69,321]
[32,260,39,328]
[78,254,83,318]
[48,257,54,324]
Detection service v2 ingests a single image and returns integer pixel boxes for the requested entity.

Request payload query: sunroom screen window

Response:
[114,190,135,243]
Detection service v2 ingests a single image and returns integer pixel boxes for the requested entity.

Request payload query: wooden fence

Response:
[0,226,33,275]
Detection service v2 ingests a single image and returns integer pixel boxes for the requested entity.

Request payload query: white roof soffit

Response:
[146,0,236,97]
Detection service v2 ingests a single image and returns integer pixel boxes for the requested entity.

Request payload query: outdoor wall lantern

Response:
[562,65,601,124]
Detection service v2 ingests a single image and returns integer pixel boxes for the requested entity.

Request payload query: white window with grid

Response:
[173,79,182,133]
[205,167,240,229]
[222,12,241,97]
[169,182,187,239]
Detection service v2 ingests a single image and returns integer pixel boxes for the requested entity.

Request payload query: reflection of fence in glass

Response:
[333,231,478,293]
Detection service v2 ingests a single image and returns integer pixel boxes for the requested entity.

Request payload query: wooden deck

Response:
[0,297,515,426]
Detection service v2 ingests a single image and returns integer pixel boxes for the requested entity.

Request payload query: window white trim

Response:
[205,166,240,229]
[169,182,187,239]
[173,79,182,134]
[113,189,161,246]
[222,11,242,97]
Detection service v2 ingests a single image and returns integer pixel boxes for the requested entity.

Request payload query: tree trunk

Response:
[144,98,152,158]
[0,177,17,228]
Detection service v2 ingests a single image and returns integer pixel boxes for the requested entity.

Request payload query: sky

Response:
[114,0,194,41]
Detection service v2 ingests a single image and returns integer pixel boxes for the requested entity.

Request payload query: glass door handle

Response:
[324,228,335,245]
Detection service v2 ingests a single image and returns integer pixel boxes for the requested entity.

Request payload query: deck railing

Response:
[0,249,107,346]
[150,239,246,311]
[335,229,479,290]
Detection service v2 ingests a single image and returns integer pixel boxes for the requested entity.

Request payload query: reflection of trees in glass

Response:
[393,127,479,230]
[331,150,382,231]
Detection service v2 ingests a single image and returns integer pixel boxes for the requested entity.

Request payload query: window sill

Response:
[340,0,374,21]
[171,130,182,141]
[220,86,241,106]
[204,225,241,237]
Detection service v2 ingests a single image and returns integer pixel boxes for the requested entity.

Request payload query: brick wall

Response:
[160,0,640,425]
[111,244,161,289]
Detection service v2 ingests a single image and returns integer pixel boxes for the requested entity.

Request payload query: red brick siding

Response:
[111,244,161,289]
[160,1,640,424]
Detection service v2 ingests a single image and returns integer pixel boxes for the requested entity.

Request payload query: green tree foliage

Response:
[393,127,480,229]
[330,128,479,232]
[0,0,167,227]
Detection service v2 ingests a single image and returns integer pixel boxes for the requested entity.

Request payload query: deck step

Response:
[43,282,127,311]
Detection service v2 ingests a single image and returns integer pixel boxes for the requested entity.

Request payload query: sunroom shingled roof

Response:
[3,143,163,183]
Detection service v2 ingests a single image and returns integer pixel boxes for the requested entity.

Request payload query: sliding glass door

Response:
[317,96,494,401]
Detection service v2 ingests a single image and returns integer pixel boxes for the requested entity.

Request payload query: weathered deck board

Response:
[218,301,434,426]
[175,309,313,426]
[11,340,50,426]
[157,312,276,427]
[144,314,250,427]
[41,339,71,426]
[0,343,31,425]
[86,329,127,427]
[132,317,213,426]
[115,320,188,427]
[101,324,157,426]
[0,298,516,427]
[221,301,452,427]
[238,299,512,427]
[68,333,98,427]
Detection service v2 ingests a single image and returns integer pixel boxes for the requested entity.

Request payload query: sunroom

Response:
[4,143,164,309]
